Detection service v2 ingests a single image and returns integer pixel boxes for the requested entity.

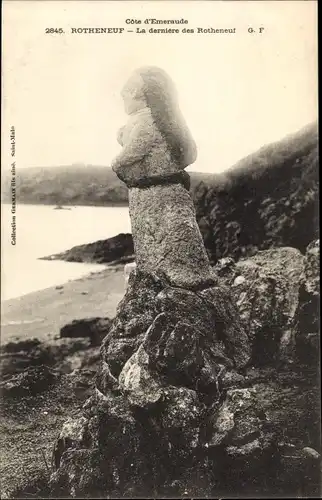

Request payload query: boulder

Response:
[53,416,89,468]
[213,247,306,365]
[100,270,168,376]
[207,387,270,450]
[50,388,163,498]
[161,385,201,454]
[119,344,164,408]
[296,239,320,364]
[100,270,250,393]
[0,338,54,377]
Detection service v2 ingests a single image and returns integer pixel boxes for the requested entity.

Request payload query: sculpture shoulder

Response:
[122,109,156,144]
[185,137,197,166]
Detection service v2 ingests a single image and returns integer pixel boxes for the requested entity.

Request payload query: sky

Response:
[2,0,318,174]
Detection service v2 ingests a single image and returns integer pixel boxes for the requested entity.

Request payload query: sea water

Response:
[1,204,131,300]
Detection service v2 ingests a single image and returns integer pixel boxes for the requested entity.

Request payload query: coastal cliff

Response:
[194,122,319,262]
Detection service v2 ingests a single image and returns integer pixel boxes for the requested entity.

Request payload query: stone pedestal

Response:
[129,182,215,289]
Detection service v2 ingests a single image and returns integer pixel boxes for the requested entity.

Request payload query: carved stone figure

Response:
[50,67,253,499]
[112,66,215,289]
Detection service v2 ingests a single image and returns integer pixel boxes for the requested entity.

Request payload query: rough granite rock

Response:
[297,239,320,364]
[100,269,250,387]
[144,313,205,386]
[51,387,171,498]
[207,387,269,449]
[129,184,215,289]
[197,286,251,368]
[53,416,89,468]
[160,385,201,455]
[303,239,320,295]
[50,359,321,498]
[213,247,306,365]
[119,344,164,408]
[100,270,167,376]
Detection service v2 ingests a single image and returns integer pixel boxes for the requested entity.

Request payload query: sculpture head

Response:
[121,66,197,167]
[121,71,147,115]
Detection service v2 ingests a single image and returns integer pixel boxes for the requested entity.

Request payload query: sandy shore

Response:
[1,266,126,343]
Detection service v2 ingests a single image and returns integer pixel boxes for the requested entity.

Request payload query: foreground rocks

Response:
[0,334,109,500]
[49,242,320,498]
[212,242,320,369]
[1,242,319,498]
[213,246,306,366]
[0,335,103,402]
[1,366,59,398]
[101,270,251,379]
[297,239,320,365]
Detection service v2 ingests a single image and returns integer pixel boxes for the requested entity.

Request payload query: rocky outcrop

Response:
[297,239,320,365]
[41,233,134,265]
[49,242,320,498]
[0,337,91,378]
[0,336,102,402]
[50,264,255,497]
[213,247,306,366]
[212,242,320,370]
[101,270,250,380]
[2,240,318,498]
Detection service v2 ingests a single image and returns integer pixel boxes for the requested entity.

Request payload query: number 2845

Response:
[45,28,64,34]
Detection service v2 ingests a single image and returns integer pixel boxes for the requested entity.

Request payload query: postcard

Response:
[1,1,319,498]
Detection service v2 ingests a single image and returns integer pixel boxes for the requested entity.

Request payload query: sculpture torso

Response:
[115,107,185,187]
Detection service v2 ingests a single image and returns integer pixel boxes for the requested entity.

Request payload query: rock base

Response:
[49,242,320,498]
